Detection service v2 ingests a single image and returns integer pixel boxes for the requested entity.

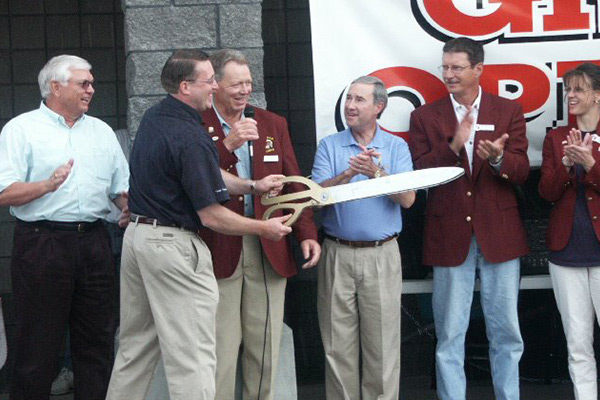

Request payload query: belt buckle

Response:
[77,223,86,233]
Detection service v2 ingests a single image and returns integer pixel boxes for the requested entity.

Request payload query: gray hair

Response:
[38,55,92,99]
[210,49,249,81]
[350,75,388,111]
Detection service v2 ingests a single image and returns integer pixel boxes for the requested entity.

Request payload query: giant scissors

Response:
[262,166,464,226]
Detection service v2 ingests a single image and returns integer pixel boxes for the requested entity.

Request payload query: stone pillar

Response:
[121,0,266,135]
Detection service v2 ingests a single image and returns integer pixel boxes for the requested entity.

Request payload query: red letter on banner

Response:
[370,66,447,139]
[421,0,534,36]
[480,64,549,116]
[544,0,589,31]
[556,60,600,77]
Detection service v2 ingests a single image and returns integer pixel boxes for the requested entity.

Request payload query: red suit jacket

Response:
[199,106,318,279]
[539,125,600,250]
[408,91,530,267]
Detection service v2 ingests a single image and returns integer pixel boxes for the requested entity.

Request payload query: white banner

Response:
[309,0,600,167]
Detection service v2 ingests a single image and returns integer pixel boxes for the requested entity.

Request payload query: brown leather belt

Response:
[325,233,398,248]
[130,215,199,234]
[130,215,177,228]
[18,219,102,233]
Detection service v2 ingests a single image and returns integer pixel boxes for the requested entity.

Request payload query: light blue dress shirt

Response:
[0,102,129,222]
[311,126,413,241]
[213,105,254,216]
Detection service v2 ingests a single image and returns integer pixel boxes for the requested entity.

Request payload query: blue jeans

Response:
[432,236,523,400]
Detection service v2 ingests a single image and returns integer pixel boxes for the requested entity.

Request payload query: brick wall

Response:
[122,0,266,134]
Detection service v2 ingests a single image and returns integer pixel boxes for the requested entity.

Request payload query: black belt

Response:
[325,233,398,248]
[18,219,102,233]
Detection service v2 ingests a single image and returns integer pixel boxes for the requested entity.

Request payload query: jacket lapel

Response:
[203,110,226,142]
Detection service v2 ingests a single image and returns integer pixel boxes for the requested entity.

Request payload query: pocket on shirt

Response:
[79,151,113,182]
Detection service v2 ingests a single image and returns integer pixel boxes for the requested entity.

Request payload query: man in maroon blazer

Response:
[199,49,320,400]
[408,37,529,400]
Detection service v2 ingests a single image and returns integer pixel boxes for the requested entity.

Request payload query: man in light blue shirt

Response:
[311,76,415,400]
[0,55,129,400]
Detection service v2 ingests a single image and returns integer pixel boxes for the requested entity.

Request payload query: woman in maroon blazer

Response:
[539,63,600,400]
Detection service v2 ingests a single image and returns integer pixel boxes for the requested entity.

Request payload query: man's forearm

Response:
[220,169,252,195]
[111,193,128,211]
[0,181,52,207]
[390,190,415,208]
[198,203,263,236]
[318,169,356,188]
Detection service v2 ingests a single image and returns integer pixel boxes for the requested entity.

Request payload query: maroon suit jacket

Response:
[199,106,318,279]
[408,91,530,266]
[539,125,600,250]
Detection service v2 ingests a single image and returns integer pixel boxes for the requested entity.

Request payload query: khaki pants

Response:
[215,235,287,400]
[318,238,402,400]
[107,223,219,400]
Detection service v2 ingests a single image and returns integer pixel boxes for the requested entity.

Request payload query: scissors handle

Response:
[261,176,326,227]
[261,176,324,206]
[262,200,318,227]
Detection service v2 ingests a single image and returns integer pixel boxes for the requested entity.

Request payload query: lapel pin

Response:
[207,126,219,141]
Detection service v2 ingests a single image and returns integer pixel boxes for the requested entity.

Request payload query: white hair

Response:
[38,55,92,99]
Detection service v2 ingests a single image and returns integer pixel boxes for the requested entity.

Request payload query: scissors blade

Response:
[324,167,464,204]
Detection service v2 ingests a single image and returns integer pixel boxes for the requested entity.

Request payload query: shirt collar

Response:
[341,125,387,149]
[39,101,87,128]
[450,86,482,113]
[165,95,204,125]
[212,103,230,131]
[212,103,247,135]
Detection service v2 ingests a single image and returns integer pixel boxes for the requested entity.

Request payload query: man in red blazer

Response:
[409,37,529,400]
[199,49,320,400]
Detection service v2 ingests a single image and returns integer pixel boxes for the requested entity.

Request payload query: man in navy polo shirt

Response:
[106,49,292,400]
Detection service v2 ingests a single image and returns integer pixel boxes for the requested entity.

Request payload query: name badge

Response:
[264,155,279,163]
[475,124,495,131]
[592,134,600,144]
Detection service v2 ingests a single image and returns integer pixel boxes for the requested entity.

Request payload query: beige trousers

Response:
[317,238,402,400]
[107,223,219,400]
[215,235,287,400]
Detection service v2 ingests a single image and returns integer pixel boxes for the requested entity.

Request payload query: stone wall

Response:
[122,0,266,135]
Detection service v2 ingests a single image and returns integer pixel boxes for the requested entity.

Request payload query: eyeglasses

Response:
[186,75,215,85]
[70,79,94,90]
[438,64,474,74]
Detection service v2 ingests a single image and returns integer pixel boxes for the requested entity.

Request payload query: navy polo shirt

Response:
[128,95,230,231]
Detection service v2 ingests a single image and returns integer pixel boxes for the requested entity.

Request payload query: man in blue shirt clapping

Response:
[311,75,415,400]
